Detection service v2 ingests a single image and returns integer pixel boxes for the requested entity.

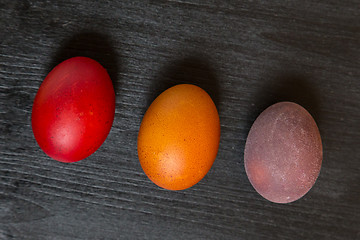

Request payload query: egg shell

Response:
[244,102,322,203]
[138,84,220,190]
[32,57,115,162]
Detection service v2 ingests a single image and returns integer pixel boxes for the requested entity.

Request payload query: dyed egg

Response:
[138,84,220,190]
[244,102,322,203]
[32,57,115,163]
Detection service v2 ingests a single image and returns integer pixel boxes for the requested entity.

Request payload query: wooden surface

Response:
[1,0,359,239]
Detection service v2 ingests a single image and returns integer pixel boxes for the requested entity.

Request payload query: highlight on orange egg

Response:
[137,84,221,190]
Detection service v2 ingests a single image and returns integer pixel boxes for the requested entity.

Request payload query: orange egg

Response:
[138,84,220,190]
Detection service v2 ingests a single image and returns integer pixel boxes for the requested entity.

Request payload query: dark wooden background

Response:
[1,0,359,239]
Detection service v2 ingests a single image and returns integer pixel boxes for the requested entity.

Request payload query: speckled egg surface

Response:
[137,84,220,190]
[244,102,322,203]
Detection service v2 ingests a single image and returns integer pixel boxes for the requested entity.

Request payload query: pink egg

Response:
[244,102,322,203]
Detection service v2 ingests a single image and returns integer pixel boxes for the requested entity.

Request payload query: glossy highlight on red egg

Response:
[244,102,323,203]
[32,57,115,163]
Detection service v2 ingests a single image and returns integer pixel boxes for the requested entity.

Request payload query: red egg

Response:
[244,102,322,203]
[32,57,115,163]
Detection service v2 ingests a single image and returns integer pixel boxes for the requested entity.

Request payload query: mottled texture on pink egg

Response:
[244,102,322,203]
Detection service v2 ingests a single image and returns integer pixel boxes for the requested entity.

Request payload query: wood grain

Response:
[1,0,359,239]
